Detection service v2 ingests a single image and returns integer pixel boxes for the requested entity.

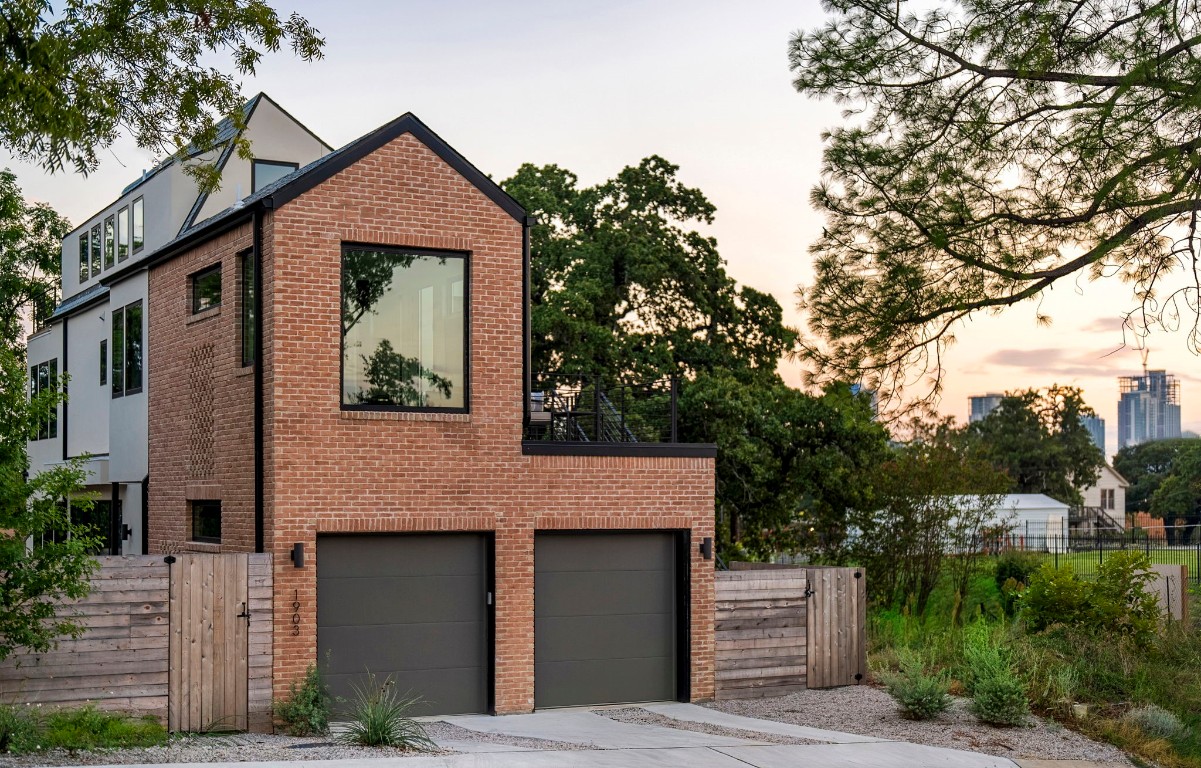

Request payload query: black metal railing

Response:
[524,373,679,443]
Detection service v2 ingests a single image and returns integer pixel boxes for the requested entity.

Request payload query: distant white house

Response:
[962,493,1071,552]
[1080,464,1129,532]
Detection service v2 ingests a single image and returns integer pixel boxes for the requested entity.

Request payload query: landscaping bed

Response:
[708,685,1133,764]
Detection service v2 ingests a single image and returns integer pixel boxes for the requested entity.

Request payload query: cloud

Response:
[982,347,1142,380]
[984,348,1065,368]
[1078,317,1127,334]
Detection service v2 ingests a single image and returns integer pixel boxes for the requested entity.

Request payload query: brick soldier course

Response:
[146,117,716,715]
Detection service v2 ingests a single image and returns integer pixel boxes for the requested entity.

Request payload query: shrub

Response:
[994,551,1041,593]
[883,652,952,720]
[36,706,166,751]
[335,672,436,750]
[274,663,331,736]
[960,621,1010,695]
[1020,564,1091,632]
[0,706,35,753]
[970,671,1029,726]
[1124,705,1186,741]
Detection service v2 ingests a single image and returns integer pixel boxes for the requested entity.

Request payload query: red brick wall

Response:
[149,131,715,716]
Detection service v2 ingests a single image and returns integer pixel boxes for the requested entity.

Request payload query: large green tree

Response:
[503,158,889,557]
[1115,438,1201,542]
[0,169,70,344]
[966,386,1104,506]
[790,0,1201,398]
[0,0,325,192]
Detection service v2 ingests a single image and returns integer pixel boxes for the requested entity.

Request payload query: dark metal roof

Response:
[48,283,109,321]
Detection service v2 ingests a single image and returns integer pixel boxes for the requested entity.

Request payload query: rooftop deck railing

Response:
[524,373,679,444]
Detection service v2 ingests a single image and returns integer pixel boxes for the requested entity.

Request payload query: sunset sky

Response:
[6,0,1198,457]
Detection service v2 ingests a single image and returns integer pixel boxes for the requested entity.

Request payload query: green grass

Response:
[1023,549,1201,574]
[0,705,167,754]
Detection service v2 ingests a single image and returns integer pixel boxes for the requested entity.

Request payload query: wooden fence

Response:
[716,565,866,699]
[0,554,273,732]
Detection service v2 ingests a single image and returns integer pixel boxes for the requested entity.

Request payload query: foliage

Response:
[1150,441,1201,531]
[504,158,890,557]
[789,0,1201,401]
[965,387,1104,506]
[0,0,324,193]
[0,706,35,753]
[960,621,1010,696]
[849,419,1010,613]
[33,706,166,751]
[995,552,1041,615]
[882,651,951,720]
[0,342,98,661]
[353,340,452,408]
[335,672,436,751]
[1125,705,1187,741]
[273,663,331,737]
[970,671,1029,727]
[1115,438,1195,516]
[1021,551,1161,646]
[0,170,71,346]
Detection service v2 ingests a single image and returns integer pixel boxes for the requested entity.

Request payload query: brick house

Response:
[127,110,716,715]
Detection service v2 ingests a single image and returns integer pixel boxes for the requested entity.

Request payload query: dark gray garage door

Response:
[317,534,489,716]
[534,532,679,708]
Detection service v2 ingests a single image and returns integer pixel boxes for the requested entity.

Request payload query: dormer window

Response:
[252,159,298,193]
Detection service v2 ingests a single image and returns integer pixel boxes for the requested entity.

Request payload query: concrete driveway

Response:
[86,703,1028,768]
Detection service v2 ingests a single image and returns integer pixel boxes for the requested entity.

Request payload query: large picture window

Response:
[111,300,143,397]
[341,246,467,411]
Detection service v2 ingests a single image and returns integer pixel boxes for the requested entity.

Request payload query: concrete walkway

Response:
[81,704,1126,768]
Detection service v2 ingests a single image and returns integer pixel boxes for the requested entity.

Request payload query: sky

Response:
[5,0,1199,457]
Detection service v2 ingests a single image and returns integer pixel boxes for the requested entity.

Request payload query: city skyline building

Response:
[969,393,1005,423]
[1117,369,1182,450]
[1081,415,1106,455]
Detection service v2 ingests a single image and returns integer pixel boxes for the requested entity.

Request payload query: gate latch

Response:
[803,587,815,599]
[236,601,251,621]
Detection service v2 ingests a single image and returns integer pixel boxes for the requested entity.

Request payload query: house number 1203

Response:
[292,590,301,636]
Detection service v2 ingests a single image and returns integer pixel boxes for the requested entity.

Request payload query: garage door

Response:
[317,534,490,716]
[534,532,681,708]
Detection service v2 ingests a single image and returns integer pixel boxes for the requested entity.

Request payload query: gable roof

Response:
[102,111,527,285]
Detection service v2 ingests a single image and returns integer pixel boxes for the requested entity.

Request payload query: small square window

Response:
[191,264,222,314]
[190,500,221,543]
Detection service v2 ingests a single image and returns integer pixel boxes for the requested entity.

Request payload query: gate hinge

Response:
[854,571,862,579]
[803,587,815,599]
[854,673,863,682]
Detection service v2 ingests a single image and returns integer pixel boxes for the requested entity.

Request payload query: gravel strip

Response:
[597,706,831,745]
[0,731,449,766]
[423,721,590,751]
[708,686,1134,764]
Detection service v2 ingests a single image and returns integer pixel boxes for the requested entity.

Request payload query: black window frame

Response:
[190,263,223,314]
[111,300,143,397]
[100,339,107,385]
[78,232,89,283]
[117,205,130,262]
[131,197,144,253]
[190,500,222,544]
[29,358,58,440]
[103,214,115,269]
[240,250,255,367]
[339,243,470,415]
[90,223,102,277]
[251,159,299,193]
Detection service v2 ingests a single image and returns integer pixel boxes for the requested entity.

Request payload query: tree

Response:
[966,386,1105,506]
[353,339,453,408]
[849,417,1010,614]
[503,158,889,557]
[1150,442,1201,540]
[0,342,99,661]
[1114,438,1195,517]
[0,169,71,345]
[0,0,325,192]
[790,0,1201,400]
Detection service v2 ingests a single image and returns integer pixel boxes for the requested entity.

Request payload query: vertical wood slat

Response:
[168,554,252,732]
[805,567,867,689]
[714,570,808,699]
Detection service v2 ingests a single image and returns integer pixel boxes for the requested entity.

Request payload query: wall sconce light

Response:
[699,537,713,560]
[290,542,305,568]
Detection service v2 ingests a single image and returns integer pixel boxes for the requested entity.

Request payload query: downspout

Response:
[522,216,533,432]
[61,316,68,461]
[253,208,265,554]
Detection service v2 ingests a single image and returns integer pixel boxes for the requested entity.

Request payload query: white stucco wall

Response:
[25,325,63,474]
[63,302,110,457]
[106,271,148,484]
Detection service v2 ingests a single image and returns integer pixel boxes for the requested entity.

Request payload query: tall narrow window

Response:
[29,359,58,439]
[104,215,115,269]
[132,197,144,253]
[340,245,467,411]
[125,301,143,393]
[100,339,108,385]
[251,159,298,193]
[90,223,102,277]
[190,264,222,313]
[111,307,124,397]
[240,251,255,366]
[78,233,89,282]
[117,206,129,261]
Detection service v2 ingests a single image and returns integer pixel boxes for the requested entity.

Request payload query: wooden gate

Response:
[168,554,249,732]
[805,566,866,689]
